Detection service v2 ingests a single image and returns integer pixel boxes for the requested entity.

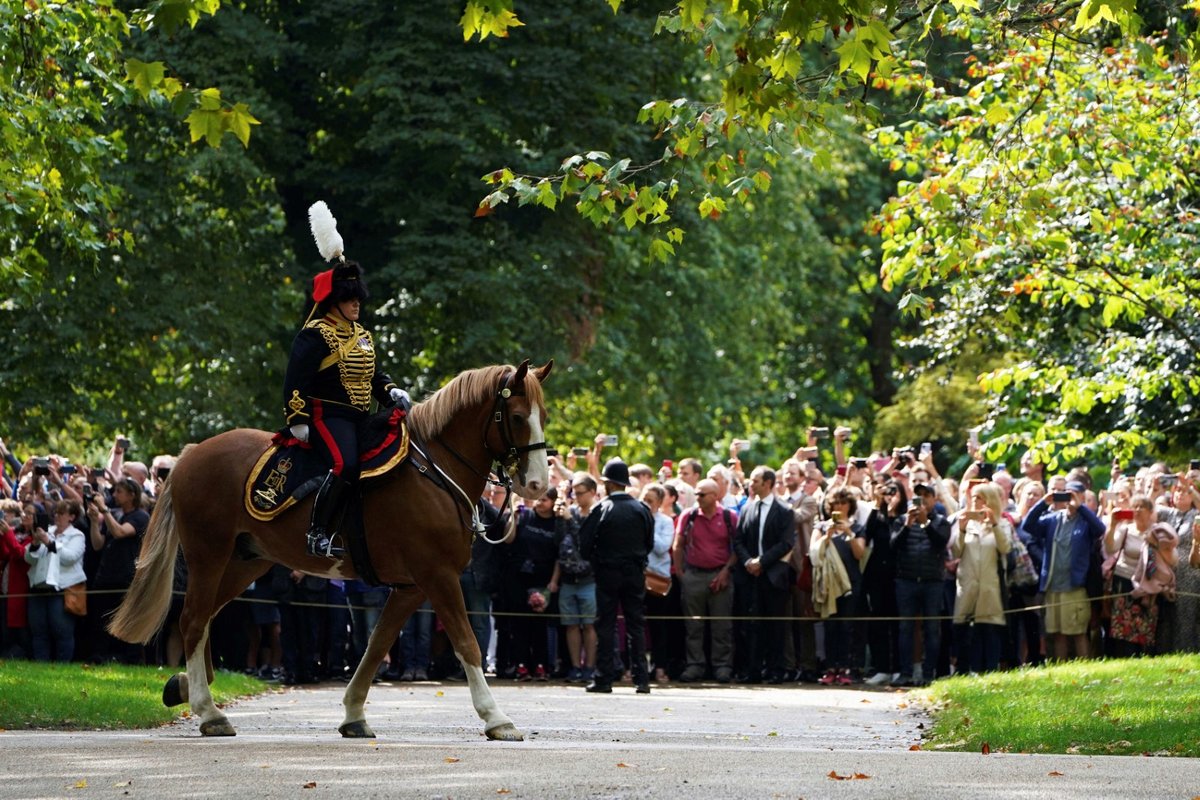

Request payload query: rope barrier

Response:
[1,588,1196,624]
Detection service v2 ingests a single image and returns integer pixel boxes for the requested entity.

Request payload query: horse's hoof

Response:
[199,718,237,737]
[162,673,189,707]
[339,720,376,738]
[485,723,524,742]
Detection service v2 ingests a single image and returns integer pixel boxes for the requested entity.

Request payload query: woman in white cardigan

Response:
[24,499,87,661]
[951,482,1012,674]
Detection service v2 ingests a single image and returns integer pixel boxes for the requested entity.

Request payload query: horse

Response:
[108,359,553,740]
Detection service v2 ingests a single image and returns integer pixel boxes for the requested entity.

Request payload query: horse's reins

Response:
[429,369,548,545]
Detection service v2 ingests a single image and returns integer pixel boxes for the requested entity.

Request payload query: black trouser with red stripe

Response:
[310,399,363,482]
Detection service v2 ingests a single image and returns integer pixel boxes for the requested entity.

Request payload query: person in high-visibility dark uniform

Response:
[284,202,410,557]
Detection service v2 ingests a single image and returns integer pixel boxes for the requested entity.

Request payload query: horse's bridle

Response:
[486,369,548,484]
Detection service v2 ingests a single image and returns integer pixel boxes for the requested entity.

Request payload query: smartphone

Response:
[83,485,94,503]
[116,437,131,452]
[1160,474,1179,488]
[603,435,618,447]
[571,447,589,457]
[920,442,932,458]
[830,510,844,523]
[968,427,981,448]
[661,459,673,477]
[977,462,996,480]
[60,464,77,475]
[33,457,50,476]
[908,498,923,511]
[851,457,868,469]
[811,427,831,440]
[1191,459,1200,471]
[1051,491,1072,503]
[89,468,105,482]
[155,467,171,481]
[1113,508,1135,521]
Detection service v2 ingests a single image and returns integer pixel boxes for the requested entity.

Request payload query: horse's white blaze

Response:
[516,404,549,499]
[460,657,512,732]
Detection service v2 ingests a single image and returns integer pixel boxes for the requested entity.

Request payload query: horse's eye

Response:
[512,414,526,426]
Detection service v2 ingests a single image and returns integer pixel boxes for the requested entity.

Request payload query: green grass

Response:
[0,660,267,730]
[920,654,1200,756]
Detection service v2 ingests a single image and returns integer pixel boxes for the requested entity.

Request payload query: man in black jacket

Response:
[890,482,952,686]
[732,466,796,683]
[579,458,654,694]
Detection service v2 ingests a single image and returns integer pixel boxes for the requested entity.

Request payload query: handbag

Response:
[1006,536,1039,589]
[1102,527,1126,580]
[63,582,87,617]
[644,569,671,597]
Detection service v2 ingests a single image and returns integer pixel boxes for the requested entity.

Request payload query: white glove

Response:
[289,424,310,442]
[389,387,412,410]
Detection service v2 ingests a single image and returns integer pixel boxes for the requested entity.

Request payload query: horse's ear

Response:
[512,359,530,385]
[533,359,554,383]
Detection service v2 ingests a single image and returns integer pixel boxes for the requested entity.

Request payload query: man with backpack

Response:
[672,478,740,683]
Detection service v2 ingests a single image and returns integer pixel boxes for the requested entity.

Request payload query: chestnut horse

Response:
[108,360,552,740]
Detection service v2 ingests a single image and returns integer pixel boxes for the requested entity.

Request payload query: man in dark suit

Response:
[732,466,796,683]
[578,457,655,694]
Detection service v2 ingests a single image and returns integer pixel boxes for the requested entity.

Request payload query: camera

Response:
[851,457,868,469]
[1160,473,1179,488]
[116,437,132,452]
[155,467,171,481]
[33,457,50,476]
[1051,491,1072,503]
[1190,459,1200,471]
[83,485,94,503]
[60,464,76,475]
[811,427,831,440]
[603,435,618,447]
[571,447,589,457]
[977,462,996,481]
[830,510,844,523]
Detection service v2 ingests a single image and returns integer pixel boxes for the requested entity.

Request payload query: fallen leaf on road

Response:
[909,744,921,751]
[445,757,460,763]
[303,782,317,789]
[1048,771,1064,777]
[897,702,908,709]
[981,742,991,755]
[828,771,871,781]
[112,781,132,787]
[860,698,871,703]
[617,762,632,768]
[435,691,445,697]
[497,789,512,794]
[768,731,778,736]
[74,780,87,789]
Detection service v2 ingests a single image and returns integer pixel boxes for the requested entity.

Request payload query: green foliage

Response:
[0,660,264,730]
[873,32,1200,464]
[924,655,1200,756]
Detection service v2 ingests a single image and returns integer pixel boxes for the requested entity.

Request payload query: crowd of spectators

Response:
[3,429,1199,691]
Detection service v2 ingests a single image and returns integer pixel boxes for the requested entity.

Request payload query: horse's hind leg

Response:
[339,584,426,738]
[423,567,523,741]
[174,557,269,736]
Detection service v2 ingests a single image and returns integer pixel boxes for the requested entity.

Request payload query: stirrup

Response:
[307,528,336,558]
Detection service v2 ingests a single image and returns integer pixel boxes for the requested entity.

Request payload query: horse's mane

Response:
[407,364,545,441]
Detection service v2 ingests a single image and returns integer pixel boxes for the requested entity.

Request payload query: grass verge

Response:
[920,653,1200,756]
[0,660,267,730]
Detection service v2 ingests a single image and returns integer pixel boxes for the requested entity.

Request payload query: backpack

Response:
[1006,534,1039,589]
[557,520,592,577]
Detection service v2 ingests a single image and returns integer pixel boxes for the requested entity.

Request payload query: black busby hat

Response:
[307,200,369,306]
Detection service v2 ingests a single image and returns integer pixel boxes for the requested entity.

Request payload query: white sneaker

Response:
[864,672,891,686]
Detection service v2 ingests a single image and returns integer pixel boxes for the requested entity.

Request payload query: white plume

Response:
[308,201,345,262]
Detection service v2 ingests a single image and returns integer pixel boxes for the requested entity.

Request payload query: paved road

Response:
[2,680,1198,799]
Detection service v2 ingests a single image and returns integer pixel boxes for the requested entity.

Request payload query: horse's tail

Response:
[107,477,180,644]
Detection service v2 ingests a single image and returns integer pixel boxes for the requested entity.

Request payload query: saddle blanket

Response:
[244,406,409,521]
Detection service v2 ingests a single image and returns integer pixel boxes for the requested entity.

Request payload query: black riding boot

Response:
[306,471,348,557]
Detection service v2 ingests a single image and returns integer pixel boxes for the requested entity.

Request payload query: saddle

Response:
[244,406,410,522]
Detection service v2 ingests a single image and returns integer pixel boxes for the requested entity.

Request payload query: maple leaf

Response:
[303,782,317,789]
[909,744,922,751]
[982,742,991,755]
[445,757,460,763]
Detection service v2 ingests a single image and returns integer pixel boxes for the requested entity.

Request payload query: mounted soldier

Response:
[282,201,411,557]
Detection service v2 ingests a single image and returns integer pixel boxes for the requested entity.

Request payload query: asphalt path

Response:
[2,679,1198,799]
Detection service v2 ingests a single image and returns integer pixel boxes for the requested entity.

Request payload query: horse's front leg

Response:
[339,584,426,738]
[424,567,523,741]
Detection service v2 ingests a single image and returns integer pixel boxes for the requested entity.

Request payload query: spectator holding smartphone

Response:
[890,483,951,685]
[23,499,86,661]
[86,476,150,663]
[951,483,1012,673]
[1021,480,1105,661]
[1,500,34,657]
[1158,470,1200,653]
